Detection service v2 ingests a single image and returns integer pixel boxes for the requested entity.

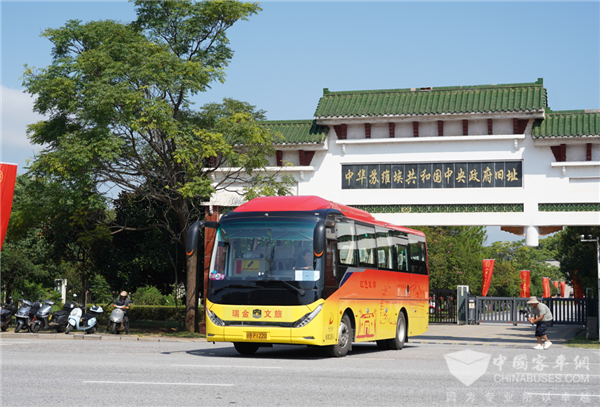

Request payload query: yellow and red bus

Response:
[187,196,429,357]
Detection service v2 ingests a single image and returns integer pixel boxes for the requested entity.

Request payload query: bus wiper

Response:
[210,284,256,295]
[264,277,305,297]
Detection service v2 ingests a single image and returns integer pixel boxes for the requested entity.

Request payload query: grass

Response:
[566,329,600,349]
[124,320,206,339]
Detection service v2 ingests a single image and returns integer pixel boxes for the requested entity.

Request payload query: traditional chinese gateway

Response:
[207,78,600,246]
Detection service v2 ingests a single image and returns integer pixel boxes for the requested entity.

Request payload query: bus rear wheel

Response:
[386,312,406,350]
[327,314,352,357]
[233,342,260,355]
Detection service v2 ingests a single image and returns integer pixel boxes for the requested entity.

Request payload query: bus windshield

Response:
[208,217,324,305]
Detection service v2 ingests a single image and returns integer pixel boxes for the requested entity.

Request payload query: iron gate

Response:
[429,289,457,323]
[472,297,594,325]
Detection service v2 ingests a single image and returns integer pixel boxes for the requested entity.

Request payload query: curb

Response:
[0,332,206,343]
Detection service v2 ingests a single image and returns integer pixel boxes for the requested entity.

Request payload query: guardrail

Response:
[470,297,593,326]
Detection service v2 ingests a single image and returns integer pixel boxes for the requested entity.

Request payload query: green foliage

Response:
[483,237,561,297]
[132,285,171,305]
[11,280,61,304]
[556,226,600,294]
[417,226,487,292]
[21,2,281,330]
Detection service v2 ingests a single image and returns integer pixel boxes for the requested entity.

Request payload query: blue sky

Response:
[1,1,599,243]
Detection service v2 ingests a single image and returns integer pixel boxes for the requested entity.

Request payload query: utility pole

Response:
[580,235,600,341]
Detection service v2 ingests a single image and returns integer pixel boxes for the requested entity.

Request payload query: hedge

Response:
[90,305,203,322]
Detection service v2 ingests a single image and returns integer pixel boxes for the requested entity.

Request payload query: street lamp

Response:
[580,234,600,341]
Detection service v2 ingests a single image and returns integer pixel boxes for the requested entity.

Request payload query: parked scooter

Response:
[107,303,131,334]
[14,298,42,333]
[48,302,77,333]
[28,300,56,333]
[1,297,16,332]
[65,302,103,334]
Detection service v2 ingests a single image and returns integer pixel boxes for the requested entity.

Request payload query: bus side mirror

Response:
[187,221,219,257]
[313,221,326,258]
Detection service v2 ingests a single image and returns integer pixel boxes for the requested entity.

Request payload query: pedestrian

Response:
[526,296,553,349]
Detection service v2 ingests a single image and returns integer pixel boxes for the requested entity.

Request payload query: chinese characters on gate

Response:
[342,162,522,189]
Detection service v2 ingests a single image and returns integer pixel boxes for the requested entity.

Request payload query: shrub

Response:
[92,304,201,322]
[132,285,169,305]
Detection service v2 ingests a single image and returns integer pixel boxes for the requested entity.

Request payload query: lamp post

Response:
[580,235,600,341]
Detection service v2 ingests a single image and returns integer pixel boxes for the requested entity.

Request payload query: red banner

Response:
[481,259,495,297]
[520,270,530,298]
[573,270,583,298]
[560,281,566,298]
[0,163,18,250]
[542,277,551,298]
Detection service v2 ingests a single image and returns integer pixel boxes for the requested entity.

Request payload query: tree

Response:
[22,1,292,331]
[417,226,487,291]
[7,173,112,307]
[557,226,600,295]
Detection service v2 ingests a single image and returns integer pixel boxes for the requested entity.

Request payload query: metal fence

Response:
[429,289,457,323]
[470,297,595,326]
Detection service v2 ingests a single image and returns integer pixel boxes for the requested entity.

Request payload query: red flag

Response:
[520,270,530,297]
[560,281,566,298]
[573,270,583,298]
[542,277,551,298]
[552,280,559,297]
[481,259,495,297]
[0,163,18,250]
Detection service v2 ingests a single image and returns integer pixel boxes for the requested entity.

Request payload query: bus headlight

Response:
[207,309,225,326]
[293,304,323,328]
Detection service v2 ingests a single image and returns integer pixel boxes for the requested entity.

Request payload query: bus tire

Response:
[327,314,352,357]
[233,342,260,355]
[386,312,406,350]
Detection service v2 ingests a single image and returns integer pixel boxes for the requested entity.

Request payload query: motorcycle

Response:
[65,303,103,334]
[1,298,16,332]
[48,302,77,333]
[28,299,56,333]
[107,302,131,334]
[14,298,42,333]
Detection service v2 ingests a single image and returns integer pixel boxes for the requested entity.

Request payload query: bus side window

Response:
[376,227,393,270]
[336,221,356,267]
[396,244,408,273]
[408,239,426,274]
[356,224,377,268]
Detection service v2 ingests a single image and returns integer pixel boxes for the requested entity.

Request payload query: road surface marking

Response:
[172,364,282,369]
[83,381,233,386]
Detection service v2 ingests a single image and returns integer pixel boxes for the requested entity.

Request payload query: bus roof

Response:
[233,196,425,237]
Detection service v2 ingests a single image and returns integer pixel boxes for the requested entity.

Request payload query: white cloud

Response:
[1,85,45,149]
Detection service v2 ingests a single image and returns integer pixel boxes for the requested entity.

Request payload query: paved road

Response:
[1,324,597,407]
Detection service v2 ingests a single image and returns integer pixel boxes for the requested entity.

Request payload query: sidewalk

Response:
[0,323,583,346]
[411,323,583,347]
[0,332,206,342]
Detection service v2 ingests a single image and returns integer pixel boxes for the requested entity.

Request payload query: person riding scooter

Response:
[105,291,131,335]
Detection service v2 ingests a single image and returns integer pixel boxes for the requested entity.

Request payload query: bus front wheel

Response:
[233,342,260,355]
[386,312,406,350]
[327,314,352,357]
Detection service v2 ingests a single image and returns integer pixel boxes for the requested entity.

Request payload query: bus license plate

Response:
[246,332,267,340]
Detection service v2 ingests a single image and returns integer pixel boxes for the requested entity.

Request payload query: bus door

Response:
[324,240,338,299]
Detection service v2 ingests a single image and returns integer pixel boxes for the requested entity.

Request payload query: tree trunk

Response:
[185,242,197,332]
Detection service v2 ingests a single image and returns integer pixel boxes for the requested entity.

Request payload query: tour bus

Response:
[187,195,429,357]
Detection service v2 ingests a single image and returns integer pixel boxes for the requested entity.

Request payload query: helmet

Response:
[120,291,128,297]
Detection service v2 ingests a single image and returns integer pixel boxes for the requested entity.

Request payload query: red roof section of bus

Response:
[233,196,424,237]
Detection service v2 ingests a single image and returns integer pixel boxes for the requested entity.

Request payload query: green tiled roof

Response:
[259,120,328,145]
[315,79,547,118]
[531,110,600,139]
